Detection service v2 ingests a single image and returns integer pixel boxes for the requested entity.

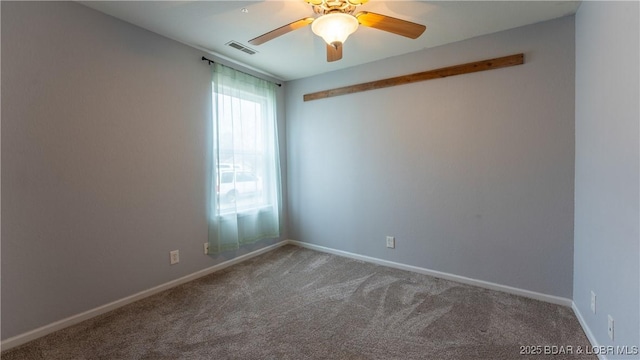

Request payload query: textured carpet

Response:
[3,245,594,359]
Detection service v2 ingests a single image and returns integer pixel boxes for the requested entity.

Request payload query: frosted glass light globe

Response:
[311,13,359,45]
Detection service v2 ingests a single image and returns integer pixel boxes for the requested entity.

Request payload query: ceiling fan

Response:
[248,0,426,62]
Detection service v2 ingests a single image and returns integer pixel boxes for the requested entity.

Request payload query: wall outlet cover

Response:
[386,236,395,249]
[170,250,179,265]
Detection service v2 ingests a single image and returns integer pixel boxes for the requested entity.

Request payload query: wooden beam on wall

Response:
[303,53,525,102]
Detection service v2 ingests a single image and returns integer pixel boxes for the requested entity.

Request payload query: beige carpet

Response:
[2,245,594,359]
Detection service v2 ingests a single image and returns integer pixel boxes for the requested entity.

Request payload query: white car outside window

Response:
[217,171,263,204]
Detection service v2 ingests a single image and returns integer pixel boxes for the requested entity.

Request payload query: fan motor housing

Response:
[306,0,368,15]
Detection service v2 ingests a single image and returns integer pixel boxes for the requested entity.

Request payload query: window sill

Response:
[217,203,274,218]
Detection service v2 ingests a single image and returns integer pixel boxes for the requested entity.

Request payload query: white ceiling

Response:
[80,1,581,81]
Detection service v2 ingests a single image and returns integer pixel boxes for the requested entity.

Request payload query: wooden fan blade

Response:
[249,18,314,46]
[356,12,425,39]
[327,42,343,62]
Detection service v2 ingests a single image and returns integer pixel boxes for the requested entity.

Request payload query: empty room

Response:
[1,1,638,359]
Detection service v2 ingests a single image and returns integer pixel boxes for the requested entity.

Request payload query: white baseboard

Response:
[1,241,288,352]
[1,238,577,352]
[285,240,573,307]
[571,302,606,360]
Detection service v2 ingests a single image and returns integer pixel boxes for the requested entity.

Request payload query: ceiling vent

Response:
[226,41,257,55]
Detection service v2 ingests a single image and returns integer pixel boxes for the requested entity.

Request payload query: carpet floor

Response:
[3,245,594,359]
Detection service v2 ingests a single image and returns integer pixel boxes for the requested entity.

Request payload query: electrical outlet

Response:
[386,236,395,249]
[170,250,179,265]
[203,242,209,255]
[607,315,614,341]
[590,291,596,314]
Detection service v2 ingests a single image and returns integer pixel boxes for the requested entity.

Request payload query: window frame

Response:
[212,82,275,216]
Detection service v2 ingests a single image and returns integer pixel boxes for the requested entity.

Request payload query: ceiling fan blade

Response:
[249,17,314,46]
[326,42,343,62]
[356,12,425,39]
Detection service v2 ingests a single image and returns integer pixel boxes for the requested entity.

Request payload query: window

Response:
[213,92,270,212]
[208,63,281,253]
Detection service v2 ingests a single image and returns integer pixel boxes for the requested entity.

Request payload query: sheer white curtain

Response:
[208,63,282,253]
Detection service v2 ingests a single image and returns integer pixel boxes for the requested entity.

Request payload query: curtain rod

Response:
[201,56,282,87]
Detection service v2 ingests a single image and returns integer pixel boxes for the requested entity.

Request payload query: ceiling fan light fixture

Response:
[311,13,359,45]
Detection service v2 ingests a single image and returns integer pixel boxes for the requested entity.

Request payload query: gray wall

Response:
[1,1,286,340]
[574,1,640,351]
[6,0,636,348]
[286,16,576,298]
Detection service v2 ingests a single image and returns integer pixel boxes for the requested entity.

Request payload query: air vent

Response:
[226,41,257,55]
